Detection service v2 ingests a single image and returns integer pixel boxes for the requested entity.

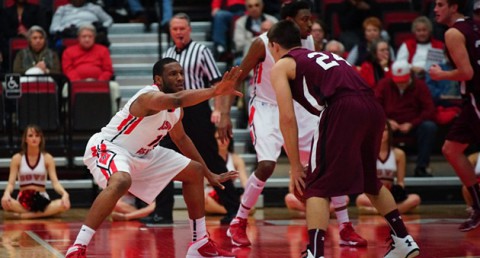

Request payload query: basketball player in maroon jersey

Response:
[268,20,420,258]
[428,0,480,231]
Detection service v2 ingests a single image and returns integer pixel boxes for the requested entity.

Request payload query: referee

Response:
[160,12,241,224]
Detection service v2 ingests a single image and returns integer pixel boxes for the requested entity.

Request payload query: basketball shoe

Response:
[301,247,324,258]
[384,234,419,258]
[65,244,87,258]
[186,235,235,258]
[227,217,250,247]
[339,222,368,247]
[458,208,480,232]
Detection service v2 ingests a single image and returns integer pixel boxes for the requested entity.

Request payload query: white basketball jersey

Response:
[19,153,47,187]
[100,85,182,156]
[377,149,397,181]
[252,33,315,104]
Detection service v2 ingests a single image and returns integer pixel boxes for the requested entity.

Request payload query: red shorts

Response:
[304,94,385,199]
[446,102,480,144]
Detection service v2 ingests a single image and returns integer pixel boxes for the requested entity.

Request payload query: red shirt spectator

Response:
[62,25,113,81]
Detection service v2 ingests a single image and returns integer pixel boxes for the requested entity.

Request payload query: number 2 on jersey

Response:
[307,52,348,70]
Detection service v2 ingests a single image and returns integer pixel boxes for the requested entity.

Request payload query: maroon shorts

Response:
[445,103,480,144]
[304,94,385,198]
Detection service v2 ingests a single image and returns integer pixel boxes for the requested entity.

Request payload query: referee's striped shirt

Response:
[162,41,222,90]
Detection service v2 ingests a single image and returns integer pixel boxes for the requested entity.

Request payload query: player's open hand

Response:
[290,164,307,196]
[214,66,243,97]
[207,171,239,190]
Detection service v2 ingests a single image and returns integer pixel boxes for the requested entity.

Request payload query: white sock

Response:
[73,225,95,246]
[235,174,265,220]
[332,196,349,226]
[189,217,207,242]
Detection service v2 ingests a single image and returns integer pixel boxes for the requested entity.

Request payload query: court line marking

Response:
[26,230,65,258]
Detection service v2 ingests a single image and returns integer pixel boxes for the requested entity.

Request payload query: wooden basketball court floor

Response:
[1,204,480,258]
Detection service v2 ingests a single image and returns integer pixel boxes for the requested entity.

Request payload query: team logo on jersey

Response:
[158,121,172,130]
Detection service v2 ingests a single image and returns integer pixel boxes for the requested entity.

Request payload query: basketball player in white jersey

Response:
[65,58,242,258]
[218,1,367,247]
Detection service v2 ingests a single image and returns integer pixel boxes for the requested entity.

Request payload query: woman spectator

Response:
[347,16,394,67]
[311,19,328,52]
[356,121,421,214]
[1,125,70,219]
[396,16,444,79]
[359,38,393,88]
[13,26,61,75]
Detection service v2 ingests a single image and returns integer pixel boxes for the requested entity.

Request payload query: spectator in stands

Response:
[356,121,421,214]
[50,0,113,47]
[0,0,48,72]
[1,124,70,219]
[124,0,173,32]
[311,19,328,52]
[62,24,120,113]
[325,39,346,58]
[110,193,155,221]
[13,26,61,75]
[347,16,395,67]
[211,0,246,60]
[233,0,278,64]
[463,152,480,212]
[1,0,48,40]
[162,13,242,225]
[396,16,444,79]
[338,0,381,51]
[359,38,393,88]
[375,60,437,177]
[205,131,249,215]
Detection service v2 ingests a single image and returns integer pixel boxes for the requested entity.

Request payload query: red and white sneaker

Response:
[339,222,367,247]
[226,217,251,247]
[186,235,235,258]
[65,244,87,258]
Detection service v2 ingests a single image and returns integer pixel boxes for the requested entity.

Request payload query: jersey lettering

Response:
[307,52,348,70]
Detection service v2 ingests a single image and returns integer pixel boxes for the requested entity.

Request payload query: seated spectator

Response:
[50,0,113,47]
[1,124,70,219]
[110,193,155,221]
[311,19,328,52]
[338,0,381,51]
[205,131,249,215]
[1,0,48,40]
[396,16,444,79]
[0,0,48,72]
[347,16,394,67]
[211,0,246,60]
[463,152,480,213]
[359,39,393,88]
[62,24,120,113]
[325,40,346,58]
[233,0,278,64]
[375,60,438,177]
[124,0,173,32]
[356,121,421,214]
[13,26,61,76]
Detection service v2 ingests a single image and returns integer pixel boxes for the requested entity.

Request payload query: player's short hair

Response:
[446,0,466,12]
[267,20,302,49]
[280,0,311,20]
[152,58,178,80]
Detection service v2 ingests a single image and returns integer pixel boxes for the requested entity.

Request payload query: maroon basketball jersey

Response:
[285,48,373,115]
[450,17,480,104]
